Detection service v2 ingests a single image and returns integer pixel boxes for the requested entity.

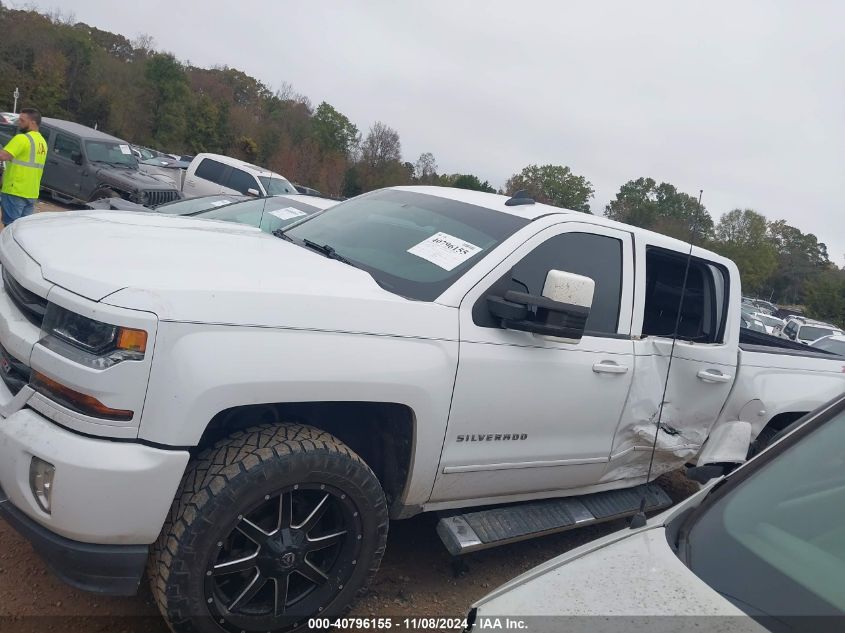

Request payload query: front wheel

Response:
[149,424,389,633]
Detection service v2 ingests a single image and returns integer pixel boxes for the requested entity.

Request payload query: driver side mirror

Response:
[246,188,260,197]
[71,151,83,165]
[487,270,595,343]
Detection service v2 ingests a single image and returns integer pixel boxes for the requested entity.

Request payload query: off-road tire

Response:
[148,423,389,633]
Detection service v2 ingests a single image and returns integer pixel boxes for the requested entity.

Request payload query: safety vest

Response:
[2,131,47,199]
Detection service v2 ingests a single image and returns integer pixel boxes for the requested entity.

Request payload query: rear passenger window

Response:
[194,159,227,184]
[225,168,260,195]
[642,248,729,343]
[53,133,81,161]
[474,232,624,335]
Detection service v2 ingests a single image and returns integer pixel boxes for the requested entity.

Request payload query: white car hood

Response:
[473,524,765,631]
[11,211,455,338]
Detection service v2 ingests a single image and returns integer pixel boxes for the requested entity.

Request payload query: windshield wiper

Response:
[272,228,294,242]
[301,238,356,266]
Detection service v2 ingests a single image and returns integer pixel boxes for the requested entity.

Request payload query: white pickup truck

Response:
[0,186,842,632]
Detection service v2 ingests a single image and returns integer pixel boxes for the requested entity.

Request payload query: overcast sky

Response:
[25,1,845,264]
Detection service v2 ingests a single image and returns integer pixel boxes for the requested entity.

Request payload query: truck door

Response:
[431,223,636,503]
[45,132,83,199]
[604,245,738,480]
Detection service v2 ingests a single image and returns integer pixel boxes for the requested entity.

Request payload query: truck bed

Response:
[739,328,840,360]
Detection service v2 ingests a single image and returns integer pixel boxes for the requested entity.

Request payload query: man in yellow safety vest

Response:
[0,108,47,226]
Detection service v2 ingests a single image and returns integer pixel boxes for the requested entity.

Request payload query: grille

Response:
[146,190,180,207]
[0,342,30,396]
[2,267,47,327]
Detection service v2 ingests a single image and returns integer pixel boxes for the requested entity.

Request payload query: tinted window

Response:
[798,325,840,342]
[286,190,529,301]
[642,248,728,343]
[225,167,260,195]
[473,232,623,335]
[685,405,845,617]
[194,158,227,185]
[258,175,297,195]
[785,320,799,336]
[53,133,81,161]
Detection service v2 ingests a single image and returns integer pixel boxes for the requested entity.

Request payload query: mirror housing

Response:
[246,188,260,197]
[487,270,595,343]
[71,151,83,165]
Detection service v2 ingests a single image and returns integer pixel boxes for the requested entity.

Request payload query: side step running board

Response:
[436,483,672,556]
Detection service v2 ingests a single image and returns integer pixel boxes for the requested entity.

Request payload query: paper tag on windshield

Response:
[119,144,131,155]
[209,200,232,208]
[269,207,307,220]
[407,232,482,271]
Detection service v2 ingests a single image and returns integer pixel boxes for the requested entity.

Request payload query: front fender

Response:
[137,321,459,508]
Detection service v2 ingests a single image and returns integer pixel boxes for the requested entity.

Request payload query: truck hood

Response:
[11,211,455,338]
[94,165,178,192]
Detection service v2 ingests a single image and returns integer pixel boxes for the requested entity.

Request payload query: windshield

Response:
[154,195,249,214]
[193,197,322,233]
[85,141,138,167]
[799,325,839,342]
[811,337,845,356]
[258,176,297,196]
[285,189,529,301]
[684,403,845,618]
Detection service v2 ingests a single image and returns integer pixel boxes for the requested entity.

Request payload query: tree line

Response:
[0,5,841,325]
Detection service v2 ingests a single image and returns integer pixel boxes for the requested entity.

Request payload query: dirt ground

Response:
[0,472,697,632]
[1,200,699,630]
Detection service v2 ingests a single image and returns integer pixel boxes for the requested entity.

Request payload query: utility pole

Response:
[12,87,19,114]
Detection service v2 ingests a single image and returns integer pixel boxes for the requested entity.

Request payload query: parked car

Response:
[781,317,843,345]
[468,393,845,631]
[0,186,842,632]
[810,334,845,356]
[181,152,297,198]
[130,145,161,161]
[294,183,324,196]
[752,312,785,336]
[190,194,336,233]
[138,156,191,189]
[0,112,19,125]
[740,309,767,333]
[0,118,180,206]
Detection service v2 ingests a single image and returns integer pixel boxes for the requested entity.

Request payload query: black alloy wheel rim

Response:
[204,483,363,631]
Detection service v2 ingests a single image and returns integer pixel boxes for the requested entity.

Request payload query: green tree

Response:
[311,102,359,156]
[440,173,495,193]
[711,209,778,295]
[505,164,593,212]
[144,53,190,148]
[766,220,831,305]
[604,177,712,240]
[804,274,845,327]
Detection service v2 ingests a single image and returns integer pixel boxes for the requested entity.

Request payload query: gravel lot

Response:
[0,472,697,632]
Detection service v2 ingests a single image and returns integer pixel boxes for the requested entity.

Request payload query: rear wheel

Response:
[149,423,389,633]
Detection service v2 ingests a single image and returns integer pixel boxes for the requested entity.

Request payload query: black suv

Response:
[0,118,180,206]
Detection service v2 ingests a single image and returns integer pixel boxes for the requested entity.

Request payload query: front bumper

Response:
[0,483,148,595]
[0,405,190,544]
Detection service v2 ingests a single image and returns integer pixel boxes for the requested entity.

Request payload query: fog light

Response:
[29,457,55,514]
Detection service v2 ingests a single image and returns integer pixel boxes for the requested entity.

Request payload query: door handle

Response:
[697,369,732,383]
[592,361,629,374]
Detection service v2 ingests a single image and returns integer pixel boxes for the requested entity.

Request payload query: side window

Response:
[225,168,259,195]
[784,321,798,337]
[642,248,729,344]
[53,133,81,161]
[473,232,624,335]
[194,158,227,185]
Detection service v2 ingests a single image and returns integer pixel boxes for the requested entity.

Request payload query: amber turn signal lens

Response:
[116,327,147,353]
[30,371,134,421]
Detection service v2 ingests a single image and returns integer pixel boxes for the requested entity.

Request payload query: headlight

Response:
[40,303,147,368]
